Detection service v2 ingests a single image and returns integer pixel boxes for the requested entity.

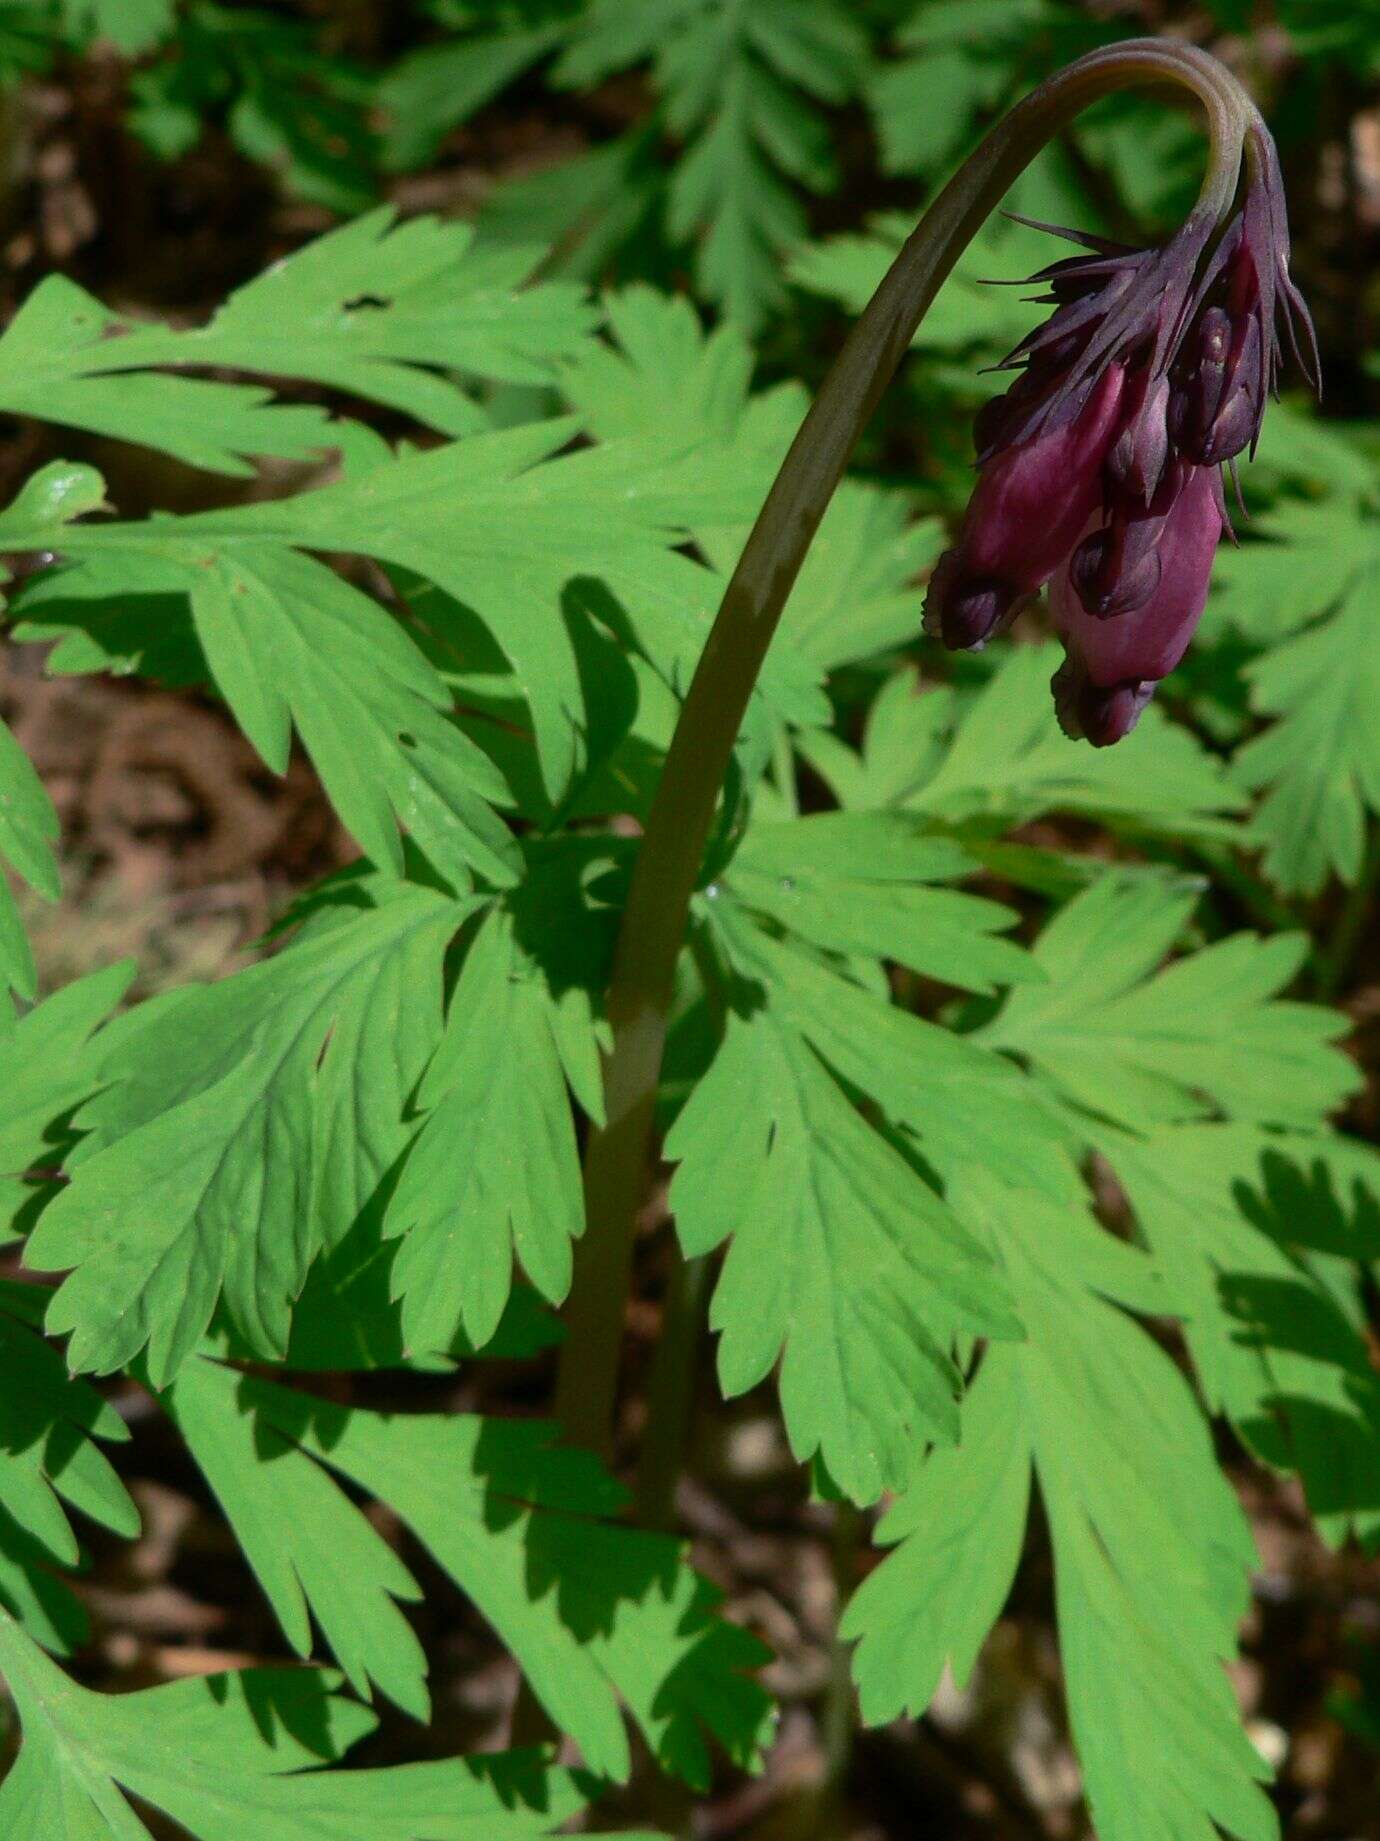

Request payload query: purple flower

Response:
[923,121,1316,744]
[1050,463,1222,746]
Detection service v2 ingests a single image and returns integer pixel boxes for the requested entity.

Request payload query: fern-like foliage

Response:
[383,0,870,328]
[0,1607,658,1840]
[0,173,1375,1841]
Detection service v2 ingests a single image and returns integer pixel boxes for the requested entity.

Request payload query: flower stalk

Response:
[553,41,1287,1466]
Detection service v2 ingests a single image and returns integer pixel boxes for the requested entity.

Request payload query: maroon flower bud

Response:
[923,364,1125,650]
[1050,463,1222,739]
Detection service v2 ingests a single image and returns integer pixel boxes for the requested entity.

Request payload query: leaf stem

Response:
[554,41,1255,1462]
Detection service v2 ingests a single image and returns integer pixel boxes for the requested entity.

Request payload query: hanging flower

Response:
[924,121,1317,745]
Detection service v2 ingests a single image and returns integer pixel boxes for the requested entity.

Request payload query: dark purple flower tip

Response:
[1067,458,1191,619]
[1052,462,1222,694]
[921,552,1020,650]
[1051,657,1154,746]
[1069,524,1162,619]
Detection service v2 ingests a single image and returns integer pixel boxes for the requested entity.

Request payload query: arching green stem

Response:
[554,40,1256,1461]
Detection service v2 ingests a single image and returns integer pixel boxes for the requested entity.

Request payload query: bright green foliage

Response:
[799,644,1249,843]
[846,1159,1278,1841]
[0,713,60,1003]
[166,1354,772,1786]
[667,1001,1021,1503]
[0,1285,139,1651]
[567,0,868,327]
[17,525,521,888]
[0,1608,645,1839]
[0,54,1373,1835]
[27,883,467,1383]
[1111,1125,1380,1551]
[867,0,1049,178]
[0,961,129,1172]
[560,285,945,685]
[0,212,594,469]
[666,869,1060,1503]
[979,877,1358,1132]
[386,903,591,1351]
[722,811,1037,995]
[1228,504,1380,893]
[4,406,753,861]
[791,208,1068,363]
[703,896,1064,1192]
[1194,434,1380,894]
[414,0,870,327]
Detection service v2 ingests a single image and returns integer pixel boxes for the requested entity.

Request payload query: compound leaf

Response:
[174,1357,772,1788]
[723,810,1037,995]
[27,884,466,1384]
[386,903,589,1352]
[0,1607,623,1840]
[667,985,1023,1505]
[848,1158,1277,1841]
[979,876,1357,1132]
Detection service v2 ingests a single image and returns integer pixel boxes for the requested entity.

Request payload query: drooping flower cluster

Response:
[924,123,1317,745]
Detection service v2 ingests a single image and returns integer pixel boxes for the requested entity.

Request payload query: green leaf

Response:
[866,0,1047,176]
[0,212,594,471]
[169,1356,772,1787]
[0,277,335,476]
[723,810,1038,996]
[798,648,1248,842]
[0,963,132,1173]
[385,903,589,1351]
[908,643,1250,839]
[1110,1123,1380,1549]
[12,539,518,890]
[0,7,55,85]
[0,1608,622,1839]
[1233,555,1380,895]
[129,4,379,214]
[98,208,597,443]
[379,17,571,170]
[58,0,173,53]
[476,127,666,289]
[707,897,1068,1193]
[0,1292,139,1647]
[979,876,1358,1133]
[561,285,943,684]
[667,987,1022,1505]
[8,416,746,809]
[791,205,1078,360]
[160,1354,428,1720]
[557,0,870,329]
[842,1348,1031,1720]
[27,884,467,1384]
[0,464,120,998]
[848,1157,1277,1841]
[0,714,59,1005]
